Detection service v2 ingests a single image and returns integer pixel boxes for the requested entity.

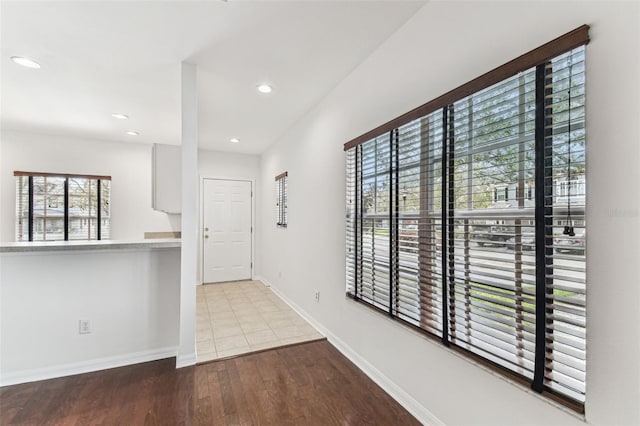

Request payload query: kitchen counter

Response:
[0,238,181,253]
[0,238,181,386]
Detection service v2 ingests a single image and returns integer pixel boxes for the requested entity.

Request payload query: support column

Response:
[177,62,198,368]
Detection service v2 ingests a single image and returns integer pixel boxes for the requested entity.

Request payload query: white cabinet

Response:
[152,143,181,213]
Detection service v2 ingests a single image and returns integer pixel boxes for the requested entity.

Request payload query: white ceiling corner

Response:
[1,1,425,154]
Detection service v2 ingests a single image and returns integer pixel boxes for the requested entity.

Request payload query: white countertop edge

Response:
[0,239,181,253]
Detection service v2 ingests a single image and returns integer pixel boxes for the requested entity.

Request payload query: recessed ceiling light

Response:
[256,84,273,94]
[126,131,139,136]
[111,113,129,120]
[230,138,240,143]
[10,56,41,69]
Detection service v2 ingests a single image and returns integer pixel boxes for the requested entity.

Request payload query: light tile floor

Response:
[196,280,324,362]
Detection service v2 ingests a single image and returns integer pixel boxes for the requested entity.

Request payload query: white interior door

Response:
[202,179,252,283]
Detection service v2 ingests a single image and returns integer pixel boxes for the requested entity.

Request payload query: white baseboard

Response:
[324,331,445,426]
[261,278,444,426]
[252,275,269,286]
[0,346,177,387]
[176,352,197,368]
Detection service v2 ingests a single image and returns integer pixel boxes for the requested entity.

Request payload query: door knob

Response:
[205,235,209,239]
[204,227,209,231]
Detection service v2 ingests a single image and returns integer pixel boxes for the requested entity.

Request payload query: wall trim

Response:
[253,275,268,286]
[259,277,444,426]
[0,346,177,387]
[176,352,197,368]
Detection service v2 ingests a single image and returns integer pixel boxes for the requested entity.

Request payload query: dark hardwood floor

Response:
[0,340,420,425]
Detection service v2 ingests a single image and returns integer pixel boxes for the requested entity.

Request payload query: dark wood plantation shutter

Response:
[396,111,444,337]
[357,135,393,310]
[344,26,588,409]
[447,68,538,379]
[15,175,31,241]
[14,171,111,242]
[275,172,288,227]
[542,47,587,403]
[346,151,357,295]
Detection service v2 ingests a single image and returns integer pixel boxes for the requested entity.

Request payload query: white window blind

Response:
[344,28,588,410]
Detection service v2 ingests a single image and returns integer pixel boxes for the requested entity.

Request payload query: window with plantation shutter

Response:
[543,46,586,403]
[275,172,288,227]
[15,172,111,241]
[344,26,588,410]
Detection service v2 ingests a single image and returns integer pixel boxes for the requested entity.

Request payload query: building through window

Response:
[275,171,288,228]
[345,28,588,410]
[15,172,111,241]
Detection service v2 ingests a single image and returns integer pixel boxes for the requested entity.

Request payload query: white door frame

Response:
[199,176,256,285]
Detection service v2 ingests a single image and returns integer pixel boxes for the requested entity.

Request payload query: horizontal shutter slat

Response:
[345,40,587,407]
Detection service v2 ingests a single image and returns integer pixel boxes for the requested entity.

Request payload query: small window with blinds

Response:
[15,172,111,241]
[345,26,588,410]
[275,171,288,228]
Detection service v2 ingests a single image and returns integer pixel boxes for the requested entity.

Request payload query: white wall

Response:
[177,61,198,367]
[0,130,180,242]
[0,247,180,385]
[199,149,260,180]
[258,2,639,425]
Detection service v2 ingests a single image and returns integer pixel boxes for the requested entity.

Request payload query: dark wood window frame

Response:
[344,26,589,412]
[275,171,288,228]
[344,25,589,151]
[14,171,112,242]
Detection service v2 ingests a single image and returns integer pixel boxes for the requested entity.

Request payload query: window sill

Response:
[345,293,586,419]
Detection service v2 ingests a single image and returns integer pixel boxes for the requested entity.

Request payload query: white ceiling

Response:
[1,1,425,154]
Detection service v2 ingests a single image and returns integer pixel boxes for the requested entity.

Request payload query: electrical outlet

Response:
[314,290,320,302]
[79,320,92,334]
